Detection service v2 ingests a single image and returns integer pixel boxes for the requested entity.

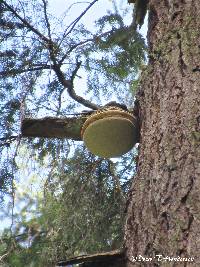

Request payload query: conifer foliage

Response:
[0,0,146,265]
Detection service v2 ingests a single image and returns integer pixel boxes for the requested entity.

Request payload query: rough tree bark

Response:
[125,1,200,266]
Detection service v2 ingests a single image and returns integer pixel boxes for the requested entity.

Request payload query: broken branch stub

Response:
[21,116,87,140]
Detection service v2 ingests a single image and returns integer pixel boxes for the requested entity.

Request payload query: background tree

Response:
[125,0,200,266]
[0,0,146,266]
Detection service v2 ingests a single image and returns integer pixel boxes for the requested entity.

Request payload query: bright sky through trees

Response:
[48,0,134,105]
[0,0,147,232]
[0,2,148,265]
[48,0,147,104]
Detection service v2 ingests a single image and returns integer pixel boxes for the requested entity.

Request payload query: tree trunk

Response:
[125,1,200,266]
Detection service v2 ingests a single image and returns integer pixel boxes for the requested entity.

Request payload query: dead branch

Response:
[57,250,125,266]
[21,116,89,140]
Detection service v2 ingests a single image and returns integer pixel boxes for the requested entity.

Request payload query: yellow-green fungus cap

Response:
[81,107,137,158]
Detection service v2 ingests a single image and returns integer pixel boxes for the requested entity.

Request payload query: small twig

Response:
[71,60,82,81]
[0,136,18,142]
[58,0,98,48]
[59,29,113,65]
[0,136,19,147]
[0,251,10,263]
[41,0,51,40]
[59,37,94,64]
[57,60,82,114]
[57,87,65,115]
[18,0,26,19]
[66,1,90,12]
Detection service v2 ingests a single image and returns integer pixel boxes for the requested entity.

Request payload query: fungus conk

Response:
[81,107,138,158]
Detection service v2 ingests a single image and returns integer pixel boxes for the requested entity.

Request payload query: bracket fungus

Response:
[81,107,138,158]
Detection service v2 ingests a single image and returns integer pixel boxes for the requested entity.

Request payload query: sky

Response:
[49,0,126,29]
[0,0,148,231]
[48,0,147,37]
[47,0,148,107]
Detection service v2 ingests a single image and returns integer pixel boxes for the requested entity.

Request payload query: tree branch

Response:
[41,0,51,40]
[2,1,99,110]
[1,231,47,242]
[58,0,99,48]
[71,60,82,80]
[0,135,18,147]
[53,62,99,110]
[0,135,18,142]
[59,29,113,65]
[2,1,50,44]
[0,65,51,76]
